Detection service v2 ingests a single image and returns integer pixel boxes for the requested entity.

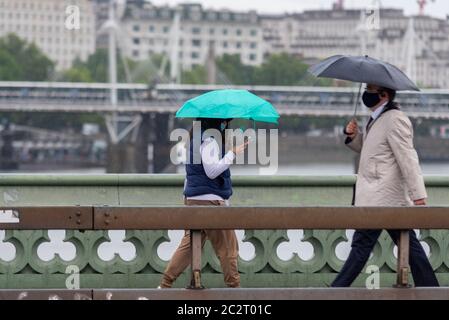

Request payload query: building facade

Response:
[117,2,449,88]
[2,0,446,87]
[119,2,263,70]
[0,0,96,70]
[261,8,449,88]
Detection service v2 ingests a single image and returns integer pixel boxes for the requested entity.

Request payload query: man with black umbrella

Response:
[331,83,439,287]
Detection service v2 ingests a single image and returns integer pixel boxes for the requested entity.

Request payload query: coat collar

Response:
[365,101,400,135]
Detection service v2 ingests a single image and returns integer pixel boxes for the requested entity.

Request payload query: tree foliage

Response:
[0,33,54,81]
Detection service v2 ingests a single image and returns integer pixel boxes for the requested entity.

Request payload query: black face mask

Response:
[362,92,381,109]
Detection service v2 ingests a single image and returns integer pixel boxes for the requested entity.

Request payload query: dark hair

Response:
[379,87,396,102]
[200,118,223,131]
[188,118,232,145]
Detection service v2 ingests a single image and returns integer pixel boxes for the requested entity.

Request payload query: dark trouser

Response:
[331,229,439,287]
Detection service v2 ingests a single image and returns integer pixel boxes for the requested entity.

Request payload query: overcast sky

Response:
[148,0,449,19]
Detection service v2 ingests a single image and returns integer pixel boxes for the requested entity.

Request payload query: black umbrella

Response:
[308,55,420,116]
[308,55,419,91]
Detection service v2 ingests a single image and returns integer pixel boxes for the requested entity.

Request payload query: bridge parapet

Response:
[0,174,448,289]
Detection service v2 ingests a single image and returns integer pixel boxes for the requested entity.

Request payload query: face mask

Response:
[362,91,381,109]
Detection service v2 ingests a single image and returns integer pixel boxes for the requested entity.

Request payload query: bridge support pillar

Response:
[395,230,411,288]
[105,113,174,173]
[135,113,150,173]
[0,122,18,170]
[106,141,137,173]
[189,230,204,289]
[151,113,174,173]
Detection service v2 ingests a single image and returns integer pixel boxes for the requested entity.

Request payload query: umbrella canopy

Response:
[308,55,420,91]
[175,89,280,124]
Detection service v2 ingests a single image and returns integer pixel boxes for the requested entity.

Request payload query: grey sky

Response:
[149,0,449,19]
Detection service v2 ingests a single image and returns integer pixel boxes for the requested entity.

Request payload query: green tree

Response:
[62,65,93,82]
[0,33,54,81]
[61,50,168,84]
[215,54,256,85]
[0,50,21,80]
[180,52,334,86]
[181,65,207,84]
[253,53,329,86]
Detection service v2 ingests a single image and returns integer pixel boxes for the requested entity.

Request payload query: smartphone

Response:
[245,136,255,144]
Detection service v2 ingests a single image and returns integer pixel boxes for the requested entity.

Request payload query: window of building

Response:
[250,42,257,49]
[133,38,140,45]
[207,12,217,20]
[192,27,201,34]
[236,29,242,36]
[223,41,228,48]
[223,28,228,35]
[236,42,242,49]
[249,54,257,61]
[133,25,140,32]
[133,50,139,58]
[163,26,169,33]
[161,9,170,18]
[209,28,215,35]
[149,25,154,32]
[250,29,257,36]
[191,52,199,59]
[192,39,201,47]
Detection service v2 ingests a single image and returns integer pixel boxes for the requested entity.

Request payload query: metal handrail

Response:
[1,205,449,289]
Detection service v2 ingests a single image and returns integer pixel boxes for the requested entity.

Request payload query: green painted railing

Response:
[0,174,448,288]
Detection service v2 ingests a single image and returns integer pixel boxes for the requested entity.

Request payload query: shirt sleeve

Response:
[200,138,235,179]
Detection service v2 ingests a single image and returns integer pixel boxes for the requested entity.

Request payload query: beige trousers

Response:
[159,199,240,288]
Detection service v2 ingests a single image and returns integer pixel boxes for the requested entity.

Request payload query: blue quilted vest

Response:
[184,135,233,200]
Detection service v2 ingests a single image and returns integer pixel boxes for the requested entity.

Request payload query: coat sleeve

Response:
[345,132,363,153]
[386,115,427,201]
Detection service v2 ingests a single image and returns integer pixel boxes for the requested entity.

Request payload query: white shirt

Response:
[185,137,235,202]
[371,101,388,121]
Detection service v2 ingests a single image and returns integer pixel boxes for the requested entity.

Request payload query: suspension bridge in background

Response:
[1,81,449,119]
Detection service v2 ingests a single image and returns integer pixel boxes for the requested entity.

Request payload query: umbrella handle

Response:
[352,83,363,119]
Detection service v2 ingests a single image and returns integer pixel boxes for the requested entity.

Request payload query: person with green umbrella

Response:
[159,90,279,289]
[159,117,247,288]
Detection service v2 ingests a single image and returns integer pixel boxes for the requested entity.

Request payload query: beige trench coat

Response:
[347,108,427,206]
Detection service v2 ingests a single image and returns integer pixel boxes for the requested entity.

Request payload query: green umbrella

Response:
[175,89,280,124]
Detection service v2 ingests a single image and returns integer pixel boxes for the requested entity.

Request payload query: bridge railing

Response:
[1,205,449,290]
[0,174,449,292]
